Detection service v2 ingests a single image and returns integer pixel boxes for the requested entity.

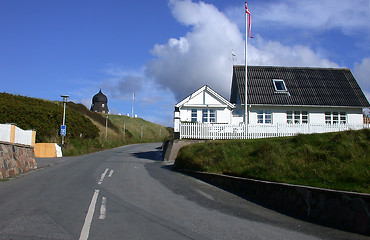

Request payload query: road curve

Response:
[0,143,366,240]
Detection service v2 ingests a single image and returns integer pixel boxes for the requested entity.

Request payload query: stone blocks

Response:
[0,141,37,179]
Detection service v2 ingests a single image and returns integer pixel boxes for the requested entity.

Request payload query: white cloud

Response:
[253,0,370,34]
[102,67,146,101]
[147,0,341,102]
[100,66,176,122]
[247,35,340,68]
[147,0,245,101]
[353,58,370,102]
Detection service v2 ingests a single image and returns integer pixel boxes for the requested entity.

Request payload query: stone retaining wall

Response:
[0,141,37,179]
[184,171,370,235]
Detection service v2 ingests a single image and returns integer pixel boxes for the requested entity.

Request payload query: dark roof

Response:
[92,89,108,103]
[230,65,369,107]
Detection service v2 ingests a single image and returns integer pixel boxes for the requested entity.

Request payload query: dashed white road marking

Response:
[79,189,100,240]
[108,170,114,178]
[98,168,109,185]
[99,197,107,220]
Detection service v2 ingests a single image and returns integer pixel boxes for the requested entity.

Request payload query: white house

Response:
[174,66,369,139]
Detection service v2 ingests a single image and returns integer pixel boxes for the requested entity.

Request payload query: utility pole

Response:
[61,95,69,145]
[105,114,108,140]
[123,121,126,140]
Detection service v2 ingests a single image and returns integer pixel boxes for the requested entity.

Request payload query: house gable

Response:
[230,65,370,108]
[175,85,234,109]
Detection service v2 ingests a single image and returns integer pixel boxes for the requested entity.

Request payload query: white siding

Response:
[309,111,324,124]
[216,108,232,123]
[238,106,365,125]
[180,107,233,124]
[272,111,286,124]
[348,113,363,124]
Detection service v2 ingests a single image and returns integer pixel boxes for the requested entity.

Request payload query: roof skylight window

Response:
[273,79,287,92]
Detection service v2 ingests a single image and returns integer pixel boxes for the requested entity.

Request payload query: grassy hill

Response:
[175,129,370,193]
[0,92,173,156]
[0,93,99,143]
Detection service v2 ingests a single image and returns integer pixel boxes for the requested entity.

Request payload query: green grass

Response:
[108,115,171,142]
[61,115,173,156]
[175,129,370,193]
[0,92,173,157]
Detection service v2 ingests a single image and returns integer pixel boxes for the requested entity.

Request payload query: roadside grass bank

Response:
[175,129,370,193]
[62,114,173,156]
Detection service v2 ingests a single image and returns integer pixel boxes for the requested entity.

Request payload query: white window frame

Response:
[202,109,216,123]
[191,109,197,122]
[325,112,347,124]
[273,79,288,92]
[257,110,272,124]
[287,111,308,124]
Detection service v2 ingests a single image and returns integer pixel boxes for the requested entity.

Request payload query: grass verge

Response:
[175,129,370,193]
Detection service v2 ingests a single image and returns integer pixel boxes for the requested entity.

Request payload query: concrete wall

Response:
[184,171,370,235]
[0,141,37,179]
[34,143,62,158]
[163,139,207,161]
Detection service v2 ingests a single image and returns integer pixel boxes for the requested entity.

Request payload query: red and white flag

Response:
[245,2,253,38]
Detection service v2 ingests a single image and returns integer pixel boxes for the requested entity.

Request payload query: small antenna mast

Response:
[231,49,237,65]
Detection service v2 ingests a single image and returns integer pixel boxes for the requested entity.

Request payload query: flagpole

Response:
[245,2,248,138]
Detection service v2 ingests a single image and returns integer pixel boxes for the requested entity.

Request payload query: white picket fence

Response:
[179,122,369,140]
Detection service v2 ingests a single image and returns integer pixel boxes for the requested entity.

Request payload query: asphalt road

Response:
[0,143,367,240]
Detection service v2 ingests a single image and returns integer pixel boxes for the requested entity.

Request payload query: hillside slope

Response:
[175,129,370,193]
[0,92,172,155]
[0,93,99,142]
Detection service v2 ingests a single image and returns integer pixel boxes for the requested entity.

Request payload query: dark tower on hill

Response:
[90,89,109,114]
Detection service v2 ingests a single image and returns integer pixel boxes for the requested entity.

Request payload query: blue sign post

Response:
[60,125,66,136]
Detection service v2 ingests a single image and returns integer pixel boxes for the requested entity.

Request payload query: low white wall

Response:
[0,124,11,142]
[14,126,33,146]
[55,144,63,157]
[0,123,35,146]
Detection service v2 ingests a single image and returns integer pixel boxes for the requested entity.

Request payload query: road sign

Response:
[60,125,66,136]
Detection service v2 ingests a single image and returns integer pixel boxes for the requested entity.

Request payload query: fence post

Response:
[212,124,215,140]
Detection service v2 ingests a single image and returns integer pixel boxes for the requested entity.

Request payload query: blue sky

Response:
[1,0,369,126]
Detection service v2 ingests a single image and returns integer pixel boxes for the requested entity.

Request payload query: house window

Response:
[294,111,301,124]
[202,109,208,122]
[257,110,272,124]
[325,112,331,124]
[273,79,287,91]
[287,111,308,124]
[287,111,293,124]
[302,111,308,124]
[340,112,347,124]
[191,109,197,122]
[102,103,105,107]
[333,112,339,124]
[209,109,216,122]
[202,109,216,123]
[325,112,347,124]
